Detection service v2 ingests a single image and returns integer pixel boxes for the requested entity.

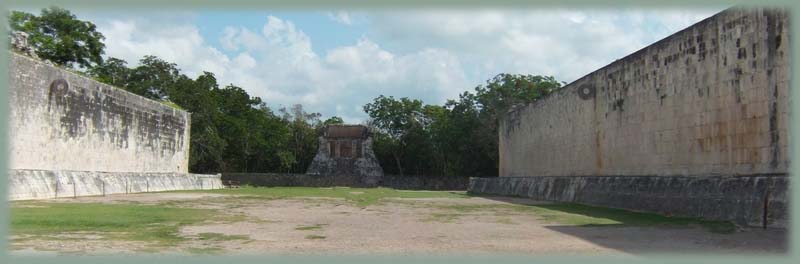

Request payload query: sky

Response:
[20,6,725,122]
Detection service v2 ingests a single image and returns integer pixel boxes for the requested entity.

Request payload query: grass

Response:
[183,186,468,207]
[495,218,516,225]
[197,232,249,241]
[159,100,184,110]
[295,224,325,231]
[431,202,736,233]
[421,213,461,223]
[186,246,225,255]
[10,201,227,247]
[534,203,736,233]
[10,186,737,256]
[181,187,734,233]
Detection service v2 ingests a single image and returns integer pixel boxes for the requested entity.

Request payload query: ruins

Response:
[7,32,221,200]
[306,124,384,186]
[469,7,790,228]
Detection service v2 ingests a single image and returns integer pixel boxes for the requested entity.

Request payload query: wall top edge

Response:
[9,51,191,117]
[503,7,785,119]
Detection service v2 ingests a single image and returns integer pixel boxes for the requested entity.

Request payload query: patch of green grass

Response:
[433,202,735,233]
[532,203,736,233]
[154,197,266,224]
[10,201,226,247]
[495,218,516,225]
[180,186,468,207]
[295,224,325,231]
[159,100,184,110]
[196,232,249,241]
[304,235,326,240]
[135,247,164,254]
[186,246,224,255]
[421,213,462,223]
[249,218,281,224]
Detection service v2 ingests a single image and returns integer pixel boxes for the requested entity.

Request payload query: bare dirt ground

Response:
[10,192,788,256]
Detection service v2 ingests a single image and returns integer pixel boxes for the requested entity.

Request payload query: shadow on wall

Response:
[468,176,788,228]
[473,195,788,254]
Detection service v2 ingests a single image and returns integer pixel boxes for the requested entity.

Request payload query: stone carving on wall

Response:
[306,124,384,186]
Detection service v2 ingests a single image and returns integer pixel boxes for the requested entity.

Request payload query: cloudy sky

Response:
[46,7,724,122]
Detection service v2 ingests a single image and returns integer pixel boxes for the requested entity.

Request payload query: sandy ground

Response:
[10,192,788,256]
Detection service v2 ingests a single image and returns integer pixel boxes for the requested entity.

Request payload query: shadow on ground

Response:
[473,195,788,255]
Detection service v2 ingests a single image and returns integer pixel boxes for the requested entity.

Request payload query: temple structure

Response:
[305,124,384,186]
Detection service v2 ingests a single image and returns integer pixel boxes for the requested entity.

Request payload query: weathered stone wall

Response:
[469,175,787,228]
[9,170,222,201]
[380,175,469,190]
[500,8,790,177]
[8,52,191,173]
[223,173,372,187]
[222,173,468,190]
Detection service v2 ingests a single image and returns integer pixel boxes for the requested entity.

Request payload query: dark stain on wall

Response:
[594,130,603,170]
[503,105,524,137]
[46,78,186,156]
[766,11,780,169]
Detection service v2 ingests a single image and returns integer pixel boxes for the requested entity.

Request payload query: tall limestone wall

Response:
[7,51,221,200]
[499,8,790,177]
[8,52,191,173]
[471,8,790,227]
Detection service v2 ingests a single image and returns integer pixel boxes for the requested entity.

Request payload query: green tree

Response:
[126,55,181,100]
[214,85,290,172]
[439,92,490,176]
[9,6,320,175]
[472,74,563,175]
[322,116,344,126]
[279,104,323,173]
[9,7,105,69]
[171,72,226,173]
[277,151,296,173]
[474,74,562,123]
[363,95,427,176]
[87,57,130,87]
[362,74,562,177]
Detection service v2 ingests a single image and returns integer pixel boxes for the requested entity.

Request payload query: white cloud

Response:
[90,8,722,123]
[366,8,722,83]
[327,11,353,25]
[97,18,230,79]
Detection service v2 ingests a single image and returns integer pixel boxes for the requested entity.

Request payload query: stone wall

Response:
[380,175,469,190]
[223,173,371,187]
[468,175,787,228]
[499,8,790,177]
[473,8,792,227]
[6,50,211,200]
[8,52,191,173]
[222,173,469,190]
[9,170,222,201]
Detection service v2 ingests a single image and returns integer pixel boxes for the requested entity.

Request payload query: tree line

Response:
[9,7,563,177]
